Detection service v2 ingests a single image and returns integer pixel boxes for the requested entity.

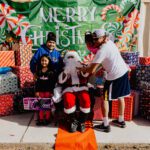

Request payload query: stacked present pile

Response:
[136,64,150,120]
[0,40,34,116]
[0,44,18,116]
[120,50,150,120]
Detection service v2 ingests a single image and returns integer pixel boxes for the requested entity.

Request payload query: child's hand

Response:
[35,92,40,97]
[34,73,37,81]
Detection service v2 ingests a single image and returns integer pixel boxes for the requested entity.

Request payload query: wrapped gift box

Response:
[136,65,150,89]
[0,94,14,116]
[0,51,15,67]
[111,95,134,121]
[139,57,150,65]
[12,43,33,66]
[12,66,34,88]
[121,51,139,66]
[0,72,18,94]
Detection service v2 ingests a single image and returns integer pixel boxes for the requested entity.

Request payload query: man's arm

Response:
[79,63,100,74]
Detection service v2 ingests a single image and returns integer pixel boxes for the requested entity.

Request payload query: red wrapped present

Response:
[111,95,134,121]
[12,66,34,88]
[93,97,103,120]
[0,94,14,116]
[12,43,33,66]
[139,57,150,65]
[0,51,15,67]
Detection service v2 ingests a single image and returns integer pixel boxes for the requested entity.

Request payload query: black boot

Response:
[67,112,79,133]
[78,112,89,133]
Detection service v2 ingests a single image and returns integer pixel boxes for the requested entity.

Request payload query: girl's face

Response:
[41,57,49,67]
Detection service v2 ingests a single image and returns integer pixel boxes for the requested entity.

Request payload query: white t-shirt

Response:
[92,40,128,80]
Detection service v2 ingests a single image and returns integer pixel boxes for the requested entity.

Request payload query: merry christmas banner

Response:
[0,0,140,57]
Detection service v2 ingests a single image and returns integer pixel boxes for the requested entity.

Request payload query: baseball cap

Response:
[93,29,107,39]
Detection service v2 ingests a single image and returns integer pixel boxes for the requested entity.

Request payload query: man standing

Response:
[80,29,130,132]
[30,32,63,78]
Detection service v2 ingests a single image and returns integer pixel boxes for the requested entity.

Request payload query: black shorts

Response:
[103,72,130,101]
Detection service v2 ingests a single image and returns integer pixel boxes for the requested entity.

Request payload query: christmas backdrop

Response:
[0,0,140,58]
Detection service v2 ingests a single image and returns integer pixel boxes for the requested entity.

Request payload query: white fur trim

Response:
[64,51,81,63]
[64,106,76,114]
[80,107,90,113]
[58,72,68,84]
[81,71,89,77]
[52,87,62,103]
[62,86,88,94]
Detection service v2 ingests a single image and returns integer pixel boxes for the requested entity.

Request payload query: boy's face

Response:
[46,40,56,50]
[41,57,49,68]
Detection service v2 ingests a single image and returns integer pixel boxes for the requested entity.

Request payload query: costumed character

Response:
[58,51,91,133]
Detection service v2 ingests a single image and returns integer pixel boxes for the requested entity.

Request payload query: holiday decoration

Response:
[101,4,121,21]
[0,72,18,94]
[0,51,15,67]
[0,3,17,30]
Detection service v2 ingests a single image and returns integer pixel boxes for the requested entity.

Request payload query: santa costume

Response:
[58,51,91,133]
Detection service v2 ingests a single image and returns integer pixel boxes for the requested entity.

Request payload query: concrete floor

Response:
[0,113,150,148]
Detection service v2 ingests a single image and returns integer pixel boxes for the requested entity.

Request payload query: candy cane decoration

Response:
[0,3,17,30]
[12,14,30,36]
[101,4,121,21]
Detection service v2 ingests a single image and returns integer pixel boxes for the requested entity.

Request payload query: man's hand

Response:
[77,63,100,74]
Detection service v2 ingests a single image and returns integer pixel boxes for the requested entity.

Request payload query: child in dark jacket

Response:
[35,54,56,126]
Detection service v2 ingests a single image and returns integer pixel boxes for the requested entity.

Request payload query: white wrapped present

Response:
[0,72,18,94]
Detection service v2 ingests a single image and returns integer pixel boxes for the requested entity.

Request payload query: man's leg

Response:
[102,99,109,126]
[112,97,126,128]
[118,97,125,122]
[94,80,111,132]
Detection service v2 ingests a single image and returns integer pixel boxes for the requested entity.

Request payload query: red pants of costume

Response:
[63,90,91,114]
[38,92,52,120]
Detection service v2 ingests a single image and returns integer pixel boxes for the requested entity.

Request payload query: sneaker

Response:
[36,120,44,126]
[78,123,86,133]
[94,123,111,133]
[69,120,79,133]
[44,120,51,126]
[112,120,126,128]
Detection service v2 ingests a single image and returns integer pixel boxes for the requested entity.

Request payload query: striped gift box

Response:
[0,72,18,94]
[139,57,150,65]
[0,94,14,116]
[111,95,134,121]
[13,43,33,66]
[121,51,139,66]
[12,66,34,88]
[0,51,15,67]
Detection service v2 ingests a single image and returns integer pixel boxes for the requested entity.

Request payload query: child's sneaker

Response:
[94,123,111,133]
[112,120,126,128]
[36,120,44,126]
[44,120,51,126]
